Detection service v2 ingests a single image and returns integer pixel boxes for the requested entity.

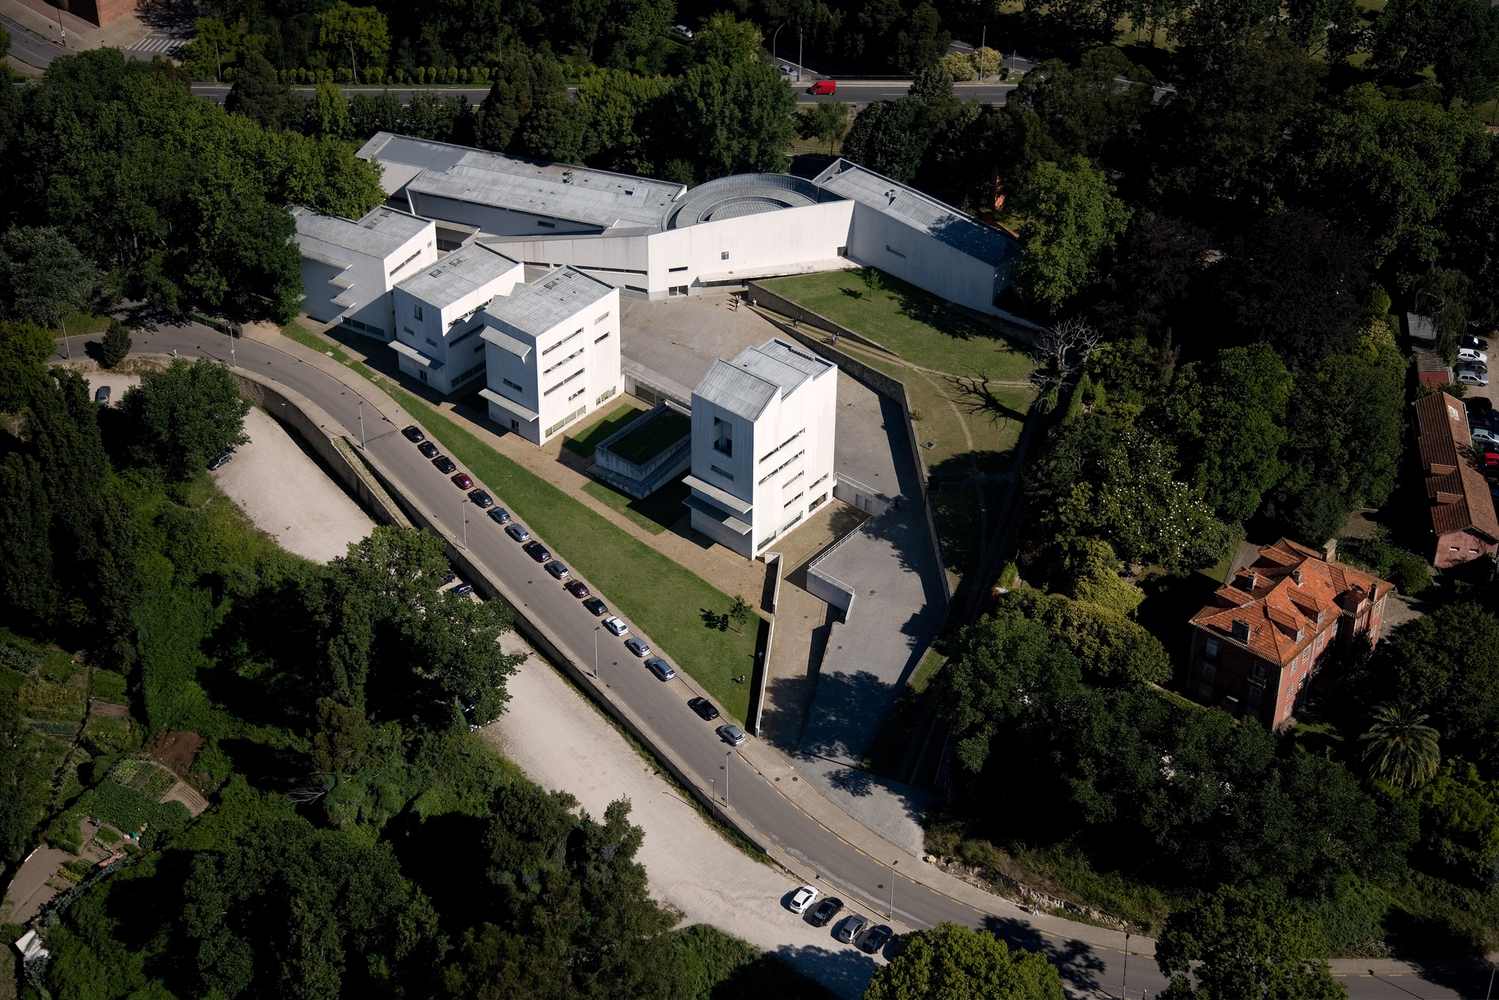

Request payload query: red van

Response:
[809,80,837,95]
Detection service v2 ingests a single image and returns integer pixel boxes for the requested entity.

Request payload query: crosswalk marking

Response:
[126,35,185,54]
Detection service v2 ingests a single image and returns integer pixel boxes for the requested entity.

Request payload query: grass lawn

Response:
[762,270,1034,382]
[383,385,755,724]
[612,411,691,464]
[583,475,691,535]
[562,402,645,458]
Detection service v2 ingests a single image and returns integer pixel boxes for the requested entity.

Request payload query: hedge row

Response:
[266,66,495,86]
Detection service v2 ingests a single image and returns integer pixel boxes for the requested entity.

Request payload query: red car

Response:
[452,472,474,489]
[808,79,836,95]
[564,580,590,599]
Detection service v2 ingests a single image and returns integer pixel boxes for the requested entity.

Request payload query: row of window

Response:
[759,428,804,465]
[543,347,584,377]
[544,368,586,397]
[545,404,587,438]
[543,328,582,357]
[759,449,803,486]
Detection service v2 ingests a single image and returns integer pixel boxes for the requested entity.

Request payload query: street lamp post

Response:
[594,626,600,678]
[1122,932,1130,999]
[709,779,715,818]
[358,402,366,449]
[798,29,803,82]
[724,751,732,809]
[61,316,70,360]
[980,26,986,82]
[889,860,897,919]
[460,497,468,549]
[772,21,787,68]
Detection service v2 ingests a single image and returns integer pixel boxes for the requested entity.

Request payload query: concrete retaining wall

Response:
[751,552,783,736]
[748,281,892,355]
[229,370,411,529]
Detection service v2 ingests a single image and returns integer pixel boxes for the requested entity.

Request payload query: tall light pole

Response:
[724,751,732,809]
[358,402,366,449]
[980,26,986,82]
[460,497,468,549]
[889,860,898,919]
[61,316,70,360]
[593,626,600,678]
[798,29,803,82]
[773,21,787,68]
[1122,932,1130,1000]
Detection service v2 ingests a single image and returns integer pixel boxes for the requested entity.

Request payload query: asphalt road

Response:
[1,13,61,67]
[66,321,1491,1000]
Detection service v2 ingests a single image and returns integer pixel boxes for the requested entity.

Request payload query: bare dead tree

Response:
[1028,316,1102,398]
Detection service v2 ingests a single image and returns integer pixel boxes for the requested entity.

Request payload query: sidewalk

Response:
[0,0,150,49]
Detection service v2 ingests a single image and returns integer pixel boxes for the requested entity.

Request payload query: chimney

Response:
[1231,619,1251,643]
[1292,566,1303,586]
[1322,538,1337,562]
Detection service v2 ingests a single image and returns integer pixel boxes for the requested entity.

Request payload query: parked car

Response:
[1461,335,1490,352]
[208,450,234,471]
[644,656,675,681]
[1459,348,1489,364]
[488,506,511,524]
[1459,369,1491,386]
[582,597,608,616]
[443,569,456,584]
[524,541,552,562]
[789,886,819,914]
[671,23,693,37]
[809,898,843,927]
[809,79,836,94]
[1469,396,1495,415]
[860,925,894,954]
[452,472,474,490]
[418,441,439,458]
[468,489,493,508]
[452,582,474,596]
[433,456,457,474]
[94,385,110,403]
[717,723,746,746]
[546,561,570,579]
[564,579,590,598]
[777,63,793,74]
[402,425,426,443]
[837,913,869,944]
[689,697,720,721]
[624,636,650,657]
[1459,359,1488,375]
[505,523,530,542]
[1473,428,1499,448]
[602,616,629,636]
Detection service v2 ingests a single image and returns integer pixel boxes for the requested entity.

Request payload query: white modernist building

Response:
[291,205,436,338]
[355,133,1021,318]
[478,266,622,444]
[390,244,523,395]
[685,338,837,558]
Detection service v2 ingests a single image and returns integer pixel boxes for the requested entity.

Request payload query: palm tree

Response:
[1360,703,1441,789]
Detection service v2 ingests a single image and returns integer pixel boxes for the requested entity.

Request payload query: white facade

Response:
[292,206,436,339]
[390,244,523,395]
[479,267,622,445]
[355,132,1021,318]
[686,339,837,558]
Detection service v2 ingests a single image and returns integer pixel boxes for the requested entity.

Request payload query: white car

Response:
[602,616,628,637]
[1459,348,1488,364]
[789,885,818,914]
[1459,369,1490,386]
[672,23,693,38]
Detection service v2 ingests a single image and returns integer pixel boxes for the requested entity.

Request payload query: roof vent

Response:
[429,269,443,278]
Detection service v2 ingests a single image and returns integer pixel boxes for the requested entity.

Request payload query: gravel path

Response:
[488,631,887,999]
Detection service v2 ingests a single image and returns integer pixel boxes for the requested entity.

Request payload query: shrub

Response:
[940,51,976,82]
[101,319,132,368]
[95,826,121,845]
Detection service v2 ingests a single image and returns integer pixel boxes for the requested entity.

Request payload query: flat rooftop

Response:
[484,265,615,338]
[292,205,431,259]
[395,244,518,308]
[813,159,1019,267]
[694,338,834,421]
[357,132,685,231]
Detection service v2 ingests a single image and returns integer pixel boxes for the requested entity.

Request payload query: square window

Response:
[721,251,730,260]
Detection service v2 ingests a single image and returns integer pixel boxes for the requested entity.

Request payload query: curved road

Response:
[70,321,1486,1000]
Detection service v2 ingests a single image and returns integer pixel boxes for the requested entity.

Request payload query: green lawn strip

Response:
[582,476,690,535]
[562,402,645,457]
[52,311,114,337]
[611,411,691,465]
[762,270,1034,381]
[383,385,754,723]
[282,322,351,363]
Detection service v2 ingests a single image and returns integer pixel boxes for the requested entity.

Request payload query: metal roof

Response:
[483,266,615,337]
[664,173,834,230]
[693,339,833,421]
[358,132,684,230]
[812,159,1020,266]
[292,205,431,260]
[395,244,518,308]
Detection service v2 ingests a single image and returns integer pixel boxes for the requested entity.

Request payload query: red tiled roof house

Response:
[1412,394,1499,569]
[1186,539,1394,730]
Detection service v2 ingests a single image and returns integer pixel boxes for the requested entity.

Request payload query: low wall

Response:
[750,552,783,736]
[229,370,411,529]
[805,563,856,617]
[748,281,892,355]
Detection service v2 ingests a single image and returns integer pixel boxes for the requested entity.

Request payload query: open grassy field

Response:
[562,401,645,458]
[582,476,691,535]
[761,270,1034,382]
[383,385,756,724]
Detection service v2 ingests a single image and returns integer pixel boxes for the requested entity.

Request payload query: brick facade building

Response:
[1186,539,1393,730]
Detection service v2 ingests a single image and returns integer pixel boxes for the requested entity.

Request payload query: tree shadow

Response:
[765,942,880,999]
[948,373,1031,426]
[980,915,1110,999]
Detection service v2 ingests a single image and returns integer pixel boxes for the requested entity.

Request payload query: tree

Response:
[307,81,352,140]
[0,453,54,623]
[122,358,251,481]
[665,56,797,182]
[100,318,132,369]
[0,319,58,411]
[690,10,764,67]
[0,226,94,328]
[864,922,1064,1000]
[185,17,257,82]
[225,51,287,128]
[1016,156,1131,316]
[810,98,850,155]
[1190,344,1291,523]
[1375,0,1499,108]
[316,2,389,85]
[575,68,672,175]
[728,595,754,634]
[841,97,930,182]
[1361,703,1441,789]
[1156,886,1345,1000]
[1091,216,1213,347]
[0,690,52,865]
[998,587,1170,683]
[1004,47,1156,171]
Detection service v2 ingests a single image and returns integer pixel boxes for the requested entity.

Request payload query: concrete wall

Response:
[750,551,783,736]
[648,201,854,295]
[410,191,606,238]
[747,282,887,354]
[481,233,653,292]
[845,202,1009,316]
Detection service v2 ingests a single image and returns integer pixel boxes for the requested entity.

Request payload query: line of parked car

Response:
[400,424,746,745]
[788,885,895,954]
[1457,336,1490,387]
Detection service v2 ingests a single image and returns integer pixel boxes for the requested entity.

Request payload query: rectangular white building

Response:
[291,205,436,339]
[479,266,621,444]
[685,339,837,558]
[390,244,523,395]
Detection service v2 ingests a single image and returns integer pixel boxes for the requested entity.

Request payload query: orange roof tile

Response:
[1413,394,1499,542]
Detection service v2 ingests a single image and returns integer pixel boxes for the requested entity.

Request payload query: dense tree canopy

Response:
[863,922,1064,1000]
[122,359,251,482]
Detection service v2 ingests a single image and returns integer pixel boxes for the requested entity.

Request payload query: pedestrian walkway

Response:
[124,32,183,55]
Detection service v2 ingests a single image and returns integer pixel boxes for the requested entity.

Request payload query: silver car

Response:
[837,913,869,944]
